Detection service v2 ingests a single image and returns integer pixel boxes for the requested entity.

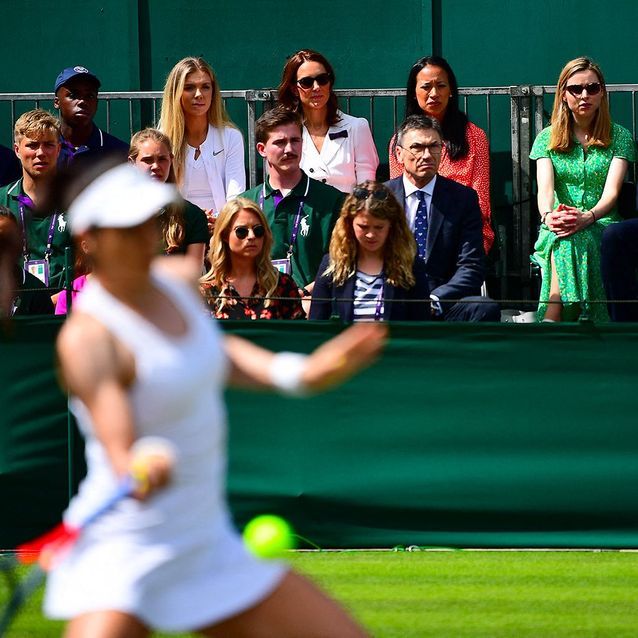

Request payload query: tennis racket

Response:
[0,476,135,637]
[0,436,175,636]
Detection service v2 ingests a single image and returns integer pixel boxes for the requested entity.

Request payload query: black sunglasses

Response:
[353,187,390,202]
[296,73,332,90]
[565,82,602,97]
[234,225,265,240]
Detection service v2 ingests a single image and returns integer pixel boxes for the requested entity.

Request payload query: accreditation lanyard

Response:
[261,177,310,258]
[18,197,57,263]
[374,276,385,321]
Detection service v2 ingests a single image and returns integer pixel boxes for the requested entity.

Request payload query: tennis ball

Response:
[243,515,296,559]
[130,437,177,495]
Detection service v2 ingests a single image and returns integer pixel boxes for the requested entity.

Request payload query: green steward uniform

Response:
[0,178,73,291]
[241,173,345,288]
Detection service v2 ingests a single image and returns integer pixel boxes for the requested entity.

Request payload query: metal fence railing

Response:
[2,85,637,298]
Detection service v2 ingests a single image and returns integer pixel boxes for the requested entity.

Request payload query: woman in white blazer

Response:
[159,57,245,219]
[278,50,379,194]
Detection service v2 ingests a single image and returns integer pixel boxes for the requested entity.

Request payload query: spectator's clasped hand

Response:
[546,203,594,238]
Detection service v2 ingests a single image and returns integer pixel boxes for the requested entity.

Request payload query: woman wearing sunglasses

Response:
[200,198,305,319]
[310,181,428,321]
[277,49,378,194]
[530,57,635,322]
[389,56,494,255]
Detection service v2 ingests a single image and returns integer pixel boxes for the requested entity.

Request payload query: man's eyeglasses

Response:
[296,73,332,90]
[398,142,442,158]
[353,187,390,202]
[234,225,265,239]
[565,82,602,97]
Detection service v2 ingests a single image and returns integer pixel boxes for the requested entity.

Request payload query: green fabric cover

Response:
[2,318,638,549]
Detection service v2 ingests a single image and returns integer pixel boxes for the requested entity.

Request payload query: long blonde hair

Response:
[129,128,185,254]
[549,57,611,151]
[158,57,235,185]
[326,181,417,288]
[201,198,279,311]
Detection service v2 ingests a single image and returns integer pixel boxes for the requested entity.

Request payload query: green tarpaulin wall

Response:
[2,318,638,549]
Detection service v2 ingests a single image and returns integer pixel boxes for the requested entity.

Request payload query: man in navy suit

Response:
[385,115,499,321]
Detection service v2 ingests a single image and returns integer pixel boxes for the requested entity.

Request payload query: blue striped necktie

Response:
[414,190,428,259]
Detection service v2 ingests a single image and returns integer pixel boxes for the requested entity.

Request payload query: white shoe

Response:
[501,310,538,323]
[513,311,538,323]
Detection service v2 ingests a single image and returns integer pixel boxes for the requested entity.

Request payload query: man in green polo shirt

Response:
[0,109,72,295]
[241,107,344,290]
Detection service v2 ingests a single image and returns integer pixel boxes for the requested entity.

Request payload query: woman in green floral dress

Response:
[530,57,636,322]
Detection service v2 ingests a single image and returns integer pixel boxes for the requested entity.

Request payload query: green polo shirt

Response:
[241,173,345,287]
[0,178,73,292]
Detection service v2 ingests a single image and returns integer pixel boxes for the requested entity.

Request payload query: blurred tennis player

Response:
[45,162,382,637]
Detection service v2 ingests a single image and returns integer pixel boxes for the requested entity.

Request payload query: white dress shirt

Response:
[401,173,437,231]
[401,173,441,313]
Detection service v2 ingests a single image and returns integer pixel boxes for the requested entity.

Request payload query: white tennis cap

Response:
[68,163,178,234]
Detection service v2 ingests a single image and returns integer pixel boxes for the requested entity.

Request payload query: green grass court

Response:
[3,550,638,637]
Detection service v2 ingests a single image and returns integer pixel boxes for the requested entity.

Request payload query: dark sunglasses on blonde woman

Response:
[296,73,332,90]
[234,225,265,240]
[565,82,602,97]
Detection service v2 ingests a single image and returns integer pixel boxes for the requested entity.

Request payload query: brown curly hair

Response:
[326,181,416,288]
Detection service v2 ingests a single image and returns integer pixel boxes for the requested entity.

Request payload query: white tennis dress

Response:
[44,269,285,632]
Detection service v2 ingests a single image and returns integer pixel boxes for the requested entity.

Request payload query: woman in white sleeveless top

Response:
[44,163,382,637]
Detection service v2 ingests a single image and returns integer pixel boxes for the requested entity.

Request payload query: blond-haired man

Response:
[0,109,72,293]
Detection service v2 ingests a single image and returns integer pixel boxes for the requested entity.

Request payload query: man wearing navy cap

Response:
[54,66,128,169]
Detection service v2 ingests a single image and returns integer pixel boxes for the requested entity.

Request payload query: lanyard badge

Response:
[271,258,292,275]
[26,259,50,286]
[18,197,58,287]
[261,178,310,278]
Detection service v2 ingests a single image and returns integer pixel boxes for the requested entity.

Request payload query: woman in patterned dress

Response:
[200,197,305,320]
[389,56,493,255]
[530,57,636,322]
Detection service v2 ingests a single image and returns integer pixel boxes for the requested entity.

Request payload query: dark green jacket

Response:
[0,178,73,292]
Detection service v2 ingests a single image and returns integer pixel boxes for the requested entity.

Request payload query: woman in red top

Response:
[389,56,493,255]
